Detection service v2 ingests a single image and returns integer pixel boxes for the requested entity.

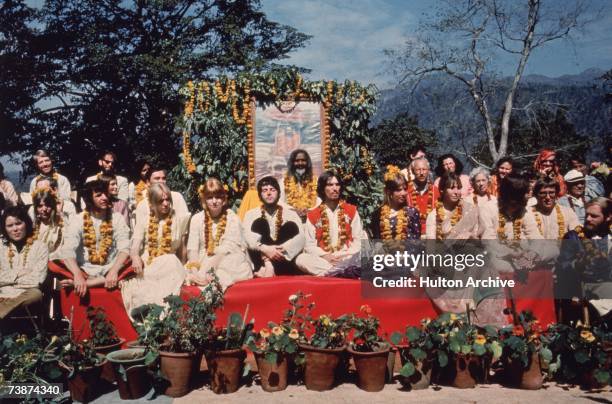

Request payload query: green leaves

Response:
[400,362,415,377]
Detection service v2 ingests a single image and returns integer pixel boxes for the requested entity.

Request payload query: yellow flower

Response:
[288,329,299,340]
[259,328,270,338]
[272,326,283,336]
[320,315,331,326]
[474,335,487,345]
[449,313,458,322]
[580,330,596,343]
[330,332,337,338]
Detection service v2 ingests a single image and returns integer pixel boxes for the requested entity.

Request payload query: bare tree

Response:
[387,0,593,163]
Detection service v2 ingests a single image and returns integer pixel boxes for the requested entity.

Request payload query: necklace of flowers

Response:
[7,236,35,270]
[497,211,523,241]
[410,183,434,221]
[260,205,283,242]
[135,181,147,204]
[319,202,348,252]
[36,172,59,183]
[146,211,173,265]
[573,225,608,263]
[380,204,407,240]
[204,209,228,256]
[436,200,463,240]
[83,210,113,265]
[532,204,565,239]
[284,175,317,210]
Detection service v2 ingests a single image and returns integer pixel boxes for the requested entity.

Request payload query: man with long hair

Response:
[85,150,129,201]
[281,149,319,222]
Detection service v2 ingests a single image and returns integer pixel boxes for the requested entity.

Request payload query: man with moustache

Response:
[281,149,319,222]
[85,150,129,201]
[526,177,580,240]
[296,171,366,276]
[243,176,305,277]
[406,158,439,236]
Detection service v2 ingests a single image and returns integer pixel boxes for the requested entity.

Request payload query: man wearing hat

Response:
[559,169,588,223]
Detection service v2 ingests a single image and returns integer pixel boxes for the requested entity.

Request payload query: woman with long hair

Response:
[488,157,513,197]
[121,182,190,320]
[185,178,252,290]
[30,187,66,259]
[0,207,48,319]
[371,165,420,240]
[433,154,473,197]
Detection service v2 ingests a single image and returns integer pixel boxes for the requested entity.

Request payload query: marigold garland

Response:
[284,176,317,210]
[204,209,228,256]
[435,200,463,240]
[319,202,348,252]
[261,205,283,242]
[7,235,35,270]
[533,204,565,239]
[409,183,435,222]
[83,210,113,265]
[380,204,408,240]
[135,180,147,204]
[497,212,523,241]
[146,211,173,265]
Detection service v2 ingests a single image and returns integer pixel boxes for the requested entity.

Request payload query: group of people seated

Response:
[0,145,610,326]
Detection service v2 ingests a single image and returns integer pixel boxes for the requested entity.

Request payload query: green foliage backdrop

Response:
[170,68,383,227]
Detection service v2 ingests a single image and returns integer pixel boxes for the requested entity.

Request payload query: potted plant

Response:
[347,304,390,392]
[206,311,251,394]
[428,312,501,388]
[547,321,611,389]
[247,294,306,392]
[299,310,351,391]
[499,311,552,389]
[391,318,436,390]
[106,348,157,400]
[86,306,124,382]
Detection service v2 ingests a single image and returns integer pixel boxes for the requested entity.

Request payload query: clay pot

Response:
[67,359,106,403]
[348,345,390,392]
[398,350,432,390]
[300,344,346,391]
[159,350,197,397]
[512,351,543,390]
[451,354,480,389]
[106,348,152,400]
[207,348,246,394]
[255,352,289,392]
[94,338,126,383]
[126,340,146,349]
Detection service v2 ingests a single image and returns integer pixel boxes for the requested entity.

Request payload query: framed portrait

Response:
[250,100,328,184]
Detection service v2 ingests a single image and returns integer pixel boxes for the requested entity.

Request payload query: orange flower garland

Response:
[135,180,147,205]
[532,204,565,239]
[319,202,348,252]
[284,176,317,210]
[380,204,408,240]
[83,210,113,265]
[204,209,228,256]
[146,212,173,265]
[497,212,523,241]
[7,235,35,270]
[261,205,283,242]
[410,183,435,222]
[435,200,463,240]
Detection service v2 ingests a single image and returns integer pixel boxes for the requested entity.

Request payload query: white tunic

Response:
[187,210,252,290]
[0,240,48,298]
[524,204,580,240]
[134,191,189,228]
[29,173,72,201]
[60,211,130,277]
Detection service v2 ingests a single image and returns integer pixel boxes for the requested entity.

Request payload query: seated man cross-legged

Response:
[51,180,131,296]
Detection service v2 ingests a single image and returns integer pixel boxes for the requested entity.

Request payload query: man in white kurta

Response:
[296,172,367,276]
[85,151,129,201]
[243,176,305,277]
[29,151,72,201]
[59,180,130,296]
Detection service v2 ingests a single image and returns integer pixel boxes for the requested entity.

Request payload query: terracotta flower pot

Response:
[159,350,197,397]
[94,337,126,383]
[106,348,152,400]
[300,344,346,391]
[452,354,480,389]
[255,352,289,392]
[398,350,432,390]
[126,340,146,349]
[67,359,106,403]
[511,351,543,390]
[348,345,390,392]
[207,348,246,394]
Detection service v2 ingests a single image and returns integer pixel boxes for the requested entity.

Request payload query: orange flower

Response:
[288,329,299,340]
[259,328,270,338]
[474,335,487,345]
[512,325,525,337]
[360,304,372,315]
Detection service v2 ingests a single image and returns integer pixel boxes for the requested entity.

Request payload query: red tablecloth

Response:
[59,275,557,341]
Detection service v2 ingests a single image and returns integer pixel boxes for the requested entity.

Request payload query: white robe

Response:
[296,204,367,276]
[187,210,252,290]
[524,204,580,240]
[120,212,189,321]
[60,211,131,277]
[0,240,48,299]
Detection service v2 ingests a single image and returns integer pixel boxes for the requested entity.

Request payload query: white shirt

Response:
[135,190,189,229]
[0,240,49,298]
[29,173,72,201]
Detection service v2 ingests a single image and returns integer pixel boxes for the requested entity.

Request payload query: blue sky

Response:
[261,0,612,88]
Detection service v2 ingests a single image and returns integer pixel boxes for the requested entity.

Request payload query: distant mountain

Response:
[373,68,611,161]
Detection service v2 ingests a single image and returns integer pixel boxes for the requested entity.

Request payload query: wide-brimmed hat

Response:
[563,169,585,183]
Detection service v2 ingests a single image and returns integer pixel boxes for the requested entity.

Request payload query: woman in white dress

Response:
[0,207,48,319]
[185,178,252,291]
[121,183,189,320]
[30,188,67,260]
